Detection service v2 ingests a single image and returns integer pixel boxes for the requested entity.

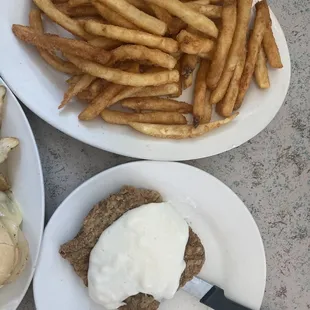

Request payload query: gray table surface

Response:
[16,0,310,309]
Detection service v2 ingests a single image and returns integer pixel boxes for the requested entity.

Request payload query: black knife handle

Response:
[200,286,252,310]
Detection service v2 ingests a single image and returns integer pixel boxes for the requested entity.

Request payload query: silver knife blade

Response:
[182,276,213,300]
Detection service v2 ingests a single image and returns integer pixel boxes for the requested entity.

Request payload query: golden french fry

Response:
[75,17,106,28]
[216,52,246,116]
[66,75,82,84]
[126,0,154,14]
[176,30,215,55]
[181,54,199,78]
[33,0,93,39]
[130,83,180,97]
[101,110,187,125]
[108,45,177,69]
[261,0,283,68]
[207,0,237,89]
[145,0,218,38]
[183,73,193,89]
[254,46,270,89]
[186,3,222,19]
[12,25,111,65]
[170,60,182,98]
[193,59,209,127]
[65,54,179,86]
[122,97,193,113]
[59,74,96,108]
[88,37,122,50]
[89,78,107,94]
[68,0,89,7]
[235,1,269,109]
[92,1,139,30]
[96,0,167,35]
[29,9,81,75]
[200,89,212,123]
[84,21,178,53]
[56,3,99,17]
[129,114,238,139]
[209,0,252,104]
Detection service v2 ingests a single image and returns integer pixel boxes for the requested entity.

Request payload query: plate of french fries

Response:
[0,0,290,160]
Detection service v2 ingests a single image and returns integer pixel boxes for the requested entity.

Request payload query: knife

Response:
[182,277,252,310]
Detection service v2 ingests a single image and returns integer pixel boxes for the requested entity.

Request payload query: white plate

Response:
[34,161,266,310]
[0,2,291,161]
[0,78,44,310]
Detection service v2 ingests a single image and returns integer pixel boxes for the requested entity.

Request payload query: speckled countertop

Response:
[16,0,310,309]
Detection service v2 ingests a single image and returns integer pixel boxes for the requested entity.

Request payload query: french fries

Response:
[29,9,81,75]
[129,114,237,139]
[216,52,246,117]
[108,45,177,69]
[65,54,179,87]
[186,3,222,19]
[207,0,237,89]
[121,97,193,113]
[92,1,139,30]
[145,0,218,38]
[193,59,209,127]
[84,21,178,53]
[176,30,216,55]
[33,0,93,39]
[59,74,96,108]
[101,110,187,125]
[96,0,167,35]
[209,0,252,104]
[12,25,111,65]
[235,1,269,109]
[261,0,283,68]
[255,47,270,89]
[13,0,283,142]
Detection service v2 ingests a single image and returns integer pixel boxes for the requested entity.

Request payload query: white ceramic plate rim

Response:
[0,3,291,161]
[0,77,45,309]
[33,161,266,309]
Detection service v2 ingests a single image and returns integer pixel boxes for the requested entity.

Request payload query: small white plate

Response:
[0,78,45,310]
[34,161,266,310]
[0,1,290,160]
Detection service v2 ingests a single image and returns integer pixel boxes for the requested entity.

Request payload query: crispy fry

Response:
[210,0,252,104]
[132,83,180,97]
[193,59,209,127]
[56,3,99,17]
[145,0,218,38]
[59,74,96,108]
[121,97,193,113]
[32,0,93,39]
[65,53,179,86]
[75,17,106,28]
[216,52,246,117]
[92,1,139,30]
[206,0,237,89]
[88,37,122,50]
[261,0,283,68]
[186,3,222,19]
[235,2,269,109]
[68,0,89,7]
[12,25,111,65]
[176,30,215,55]
[84,22,178,53]
[200,89,212,123]
[66,75,82,84]
[255,46,270,89]
[29,9,81,75]
[89,79,107,94]
[129,114,237,139]
[101,110,187,125]
[169,60,182,98]
[108,45,177,69]
[96,0,167,35]
[183,73,193,89]
[126,0,154,14]
[181,54,198,78]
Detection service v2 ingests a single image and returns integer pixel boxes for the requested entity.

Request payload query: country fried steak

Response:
[59,186,205,310]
